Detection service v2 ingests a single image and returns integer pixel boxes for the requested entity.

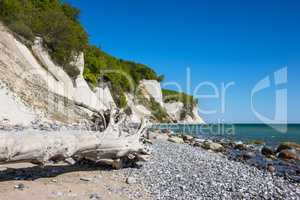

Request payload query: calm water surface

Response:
[152,124,300,145]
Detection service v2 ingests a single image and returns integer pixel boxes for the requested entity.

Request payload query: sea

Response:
[151,123,300,146]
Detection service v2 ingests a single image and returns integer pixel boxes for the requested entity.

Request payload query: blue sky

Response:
[67,0,300,123]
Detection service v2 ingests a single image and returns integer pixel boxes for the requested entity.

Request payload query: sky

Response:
[67,0,300,123]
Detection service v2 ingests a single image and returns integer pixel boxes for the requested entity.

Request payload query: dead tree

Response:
[0,109,150,169]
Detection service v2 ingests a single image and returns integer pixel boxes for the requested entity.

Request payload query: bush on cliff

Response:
[83,45,160,107]
[162,89,198,119]
[0,0,197,112]
[0,0,87,78]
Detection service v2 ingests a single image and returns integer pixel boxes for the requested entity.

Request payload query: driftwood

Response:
[0,109,150,169]
[74,101,108,130]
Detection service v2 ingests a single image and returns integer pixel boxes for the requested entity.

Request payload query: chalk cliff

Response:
[0,22,204,125]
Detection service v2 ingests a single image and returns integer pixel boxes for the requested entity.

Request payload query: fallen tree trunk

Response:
[0,109,150,169]
[74,101,108,130]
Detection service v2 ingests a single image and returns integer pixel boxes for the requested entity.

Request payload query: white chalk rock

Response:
[73,53,106,111]
[165,102,184,121]
[139,80,164,106]
[32,37,75,99]
[94,86,115,108]
[182,106,205,124]
[0,82,36,125]
[126,93,151,123]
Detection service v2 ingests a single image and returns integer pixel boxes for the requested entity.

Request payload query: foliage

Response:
[162,89,197,105]
[8,20,35,41]
[162,89,198,119]
[136,89,170,122]
[0,0,88,78]
[0,0,198,117]
[148,97,170,122]
[83,45,159,107]
[157,74,165,82]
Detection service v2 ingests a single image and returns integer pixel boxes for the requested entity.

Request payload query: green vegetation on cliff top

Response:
[0,0,197,111]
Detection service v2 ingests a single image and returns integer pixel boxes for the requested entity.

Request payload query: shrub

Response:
[162,89,197,119]
[157,74,165,82]
[8,21,34,41]
[0,0,199,120]
[136,89,170,122]
[83,45,159,107]
[110,86,127,108]
[0,0,87,79]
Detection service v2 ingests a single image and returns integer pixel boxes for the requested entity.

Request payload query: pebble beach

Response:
[124,140,300,200]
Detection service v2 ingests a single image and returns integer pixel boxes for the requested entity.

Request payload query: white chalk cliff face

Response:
[165,102,184,120]
[94,86,115,108]
[165,102,205,124]
[126,93,151,123]
[32,37,108,111]
[32,37,75,99]
[0,24,67,98]
[0,22,204,124]
[0,23,113,124]
[0,81,37,125]
[133,79,205,123]
[139,80,164,107]
[33,46,109,112]
[183,107,205,124]
[73,52,107,111]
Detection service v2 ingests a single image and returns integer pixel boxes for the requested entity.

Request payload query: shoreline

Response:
[151,123,300,146]
[125,140,300,199]
[0,125,299,199]
[147,129,300,183]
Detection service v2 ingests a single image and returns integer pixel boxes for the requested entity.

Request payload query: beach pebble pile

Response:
[126,141,300,200]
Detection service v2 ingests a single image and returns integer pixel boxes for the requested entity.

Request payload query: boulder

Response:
[247,140,265,145]
[156,134,169,141]
[276,142,300,153]
[126,177,137,185]
[209,143,224,152]
[193,138,205,147]
[267,165,276,173]
[202,141,224,152]
[234,143,247,151]
[147,131,169,141]
[193,138,205,143]
[261,146,275,158]
[161,129,171,134]
[242,151,256,160]
[168,136,184,144]
[193,142,202,147]
[182,134,194,141]
[277,149,298,161]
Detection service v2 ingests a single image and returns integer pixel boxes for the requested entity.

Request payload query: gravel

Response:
[124,141,300,200]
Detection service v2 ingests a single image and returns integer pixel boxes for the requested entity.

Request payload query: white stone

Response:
[165,102,184,121]
[168,136,184,144]
[209,142,224,151]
